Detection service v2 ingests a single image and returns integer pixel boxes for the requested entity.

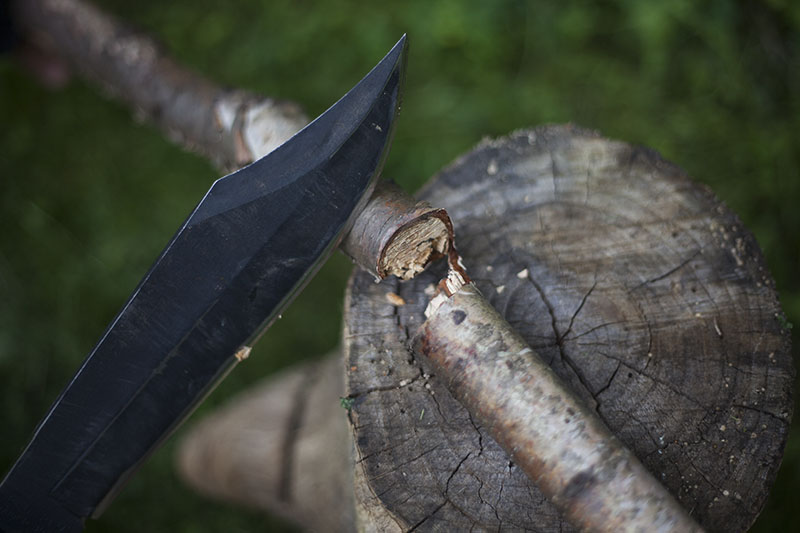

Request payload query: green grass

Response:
[1,0,797,531]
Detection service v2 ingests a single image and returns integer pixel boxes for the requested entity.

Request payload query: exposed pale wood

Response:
[17,1,791,529]
[344,125,793,531]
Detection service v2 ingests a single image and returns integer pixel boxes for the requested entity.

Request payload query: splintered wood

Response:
[344,179,704,529]
[380,216,448,281]
[341,180,453,281]
[16,0,451,282]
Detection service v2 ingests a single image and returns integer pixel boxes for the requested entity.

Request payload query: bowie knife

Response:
[0,35,407,532]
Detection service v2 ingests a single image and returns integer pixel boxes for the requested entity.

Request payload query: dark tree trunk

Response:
[344,125,793,532]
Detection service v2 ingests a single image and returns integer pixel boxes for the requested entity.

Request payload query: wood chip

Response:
[385,292,405,306]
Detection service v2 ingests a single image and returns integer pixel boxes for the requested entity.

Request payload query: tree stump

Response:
[344,125,793,532]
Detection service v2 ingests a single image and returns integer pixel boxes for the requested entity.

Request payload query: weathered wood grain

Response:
[344,125,793,531]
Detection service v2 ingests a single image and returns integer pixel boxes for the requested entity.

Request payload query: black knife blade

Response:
[0,35,407,532]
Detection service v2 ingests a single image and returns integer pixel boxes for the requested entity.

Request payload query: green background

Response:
[1,0,797,531]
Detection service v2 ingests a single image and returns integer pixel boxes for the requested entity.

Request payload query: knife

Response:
[0,35,407,532]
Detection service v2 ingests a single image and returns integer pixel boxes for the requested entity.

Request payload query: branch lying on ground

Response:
[15,1,704,530]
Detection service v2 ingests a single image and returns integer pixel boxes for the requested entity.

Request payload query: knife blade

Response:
[0,35,407,532]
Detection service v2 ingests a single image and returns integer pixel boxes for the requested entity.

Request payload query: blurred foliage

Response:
[0,0,797,531]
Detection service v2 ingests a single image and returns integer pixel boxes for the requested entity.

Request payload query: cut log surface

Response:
[344,125,793,532]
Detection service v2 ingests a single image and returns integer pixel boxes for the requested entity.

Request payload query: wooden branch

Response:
[8,2,466,529]
[352,218,704,531]
[416,280,703,532]
[177,353,355,533]
[12,2,789,531]
[12,0,307,170]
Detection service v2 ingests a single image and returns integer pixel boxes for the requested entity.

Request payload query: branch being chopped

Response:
[11,2,706,529]
[341,180,453,282]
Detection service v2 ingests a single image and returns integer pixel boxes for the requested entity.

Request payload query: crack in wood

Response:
[345,127,791,532]
[631,249,702,291]
[562,279,597,341]
[406,500,448,532]
[277,363,321,502]
[356,434,418,465]
[524,273,600,411]
[563,320,626,341]
[731,403,788,423]
[467,413,484,457]
[347,372,424,399]
[594,361,622,402]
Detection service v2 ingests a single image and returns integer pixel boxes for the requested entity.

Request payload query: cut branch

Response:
[405,219,703,530]
[10,3,727,530]
[414,280,704,532]
[341,180,452,281]
[344,127,791,531]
